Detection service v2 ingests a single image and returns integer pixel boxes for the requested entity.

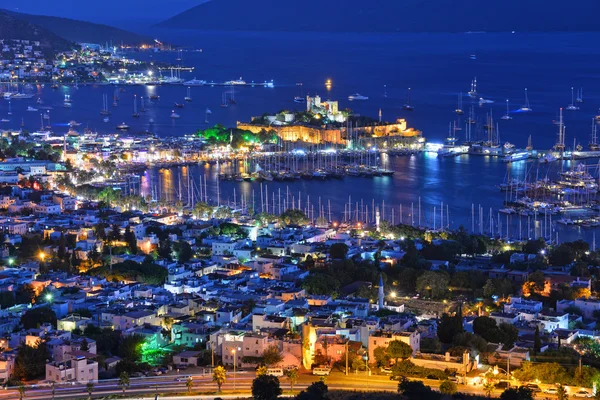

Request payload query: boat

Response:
[184,87,192,102]
[520,88,532,112]
[183,78,206,86]
[149,94,160,100]
[170,110,180,119]
[64,94,72,108]
[174,102,184,108]
[26,106,38,112]
[149,118,155,123]
[51,84,59,89]
[103,117,109,123]
[294,82,305,103]
[540,151,557,163]
[470,54,477,60]
[479,97,494,104]
[42,112,49,120]
[100,94,111,115]
[501,99,512,120]
[68,120,81,127]
[132,95,140,118]
[11,93,33,99]
[0,119,9,123]
[220,92,229,108]
[348,93,368,101]
[140,96,146,112]
[7,101,11,115]
[402,87,414,111]
[116,122,130,130]
[503,151,529,163]
[589,119,599,151]
[455,93,464,115]
[225,78,246,85]
[566,87,579,111]
[36,98,43,104]
[468,78,478,98]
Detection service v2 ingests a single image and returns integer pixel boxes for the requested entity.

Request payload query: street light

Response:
[390,291,397,299]
[39,252,46,261]
[231,349,237,392]
[46,293,53,302]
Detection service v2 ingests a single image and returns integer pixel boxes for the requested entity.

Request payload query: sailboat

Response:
[132,95,140,118]
[170,110,181,119]
[294,83,305,103]
[467,106,476,125]
[7,100,12,116]
[468,77,478,98]
[455,93,464,115]
[501,99,512,120]
[576,88,584,104]
[100,94,111,115]
[64,94,72,108]
[184,87,192,102]
[402,87,414,111]
[140,96,146,112]
[566,87,579,111]
[229,84,237,104]
[589,118,599,151]
[520,88,532,112]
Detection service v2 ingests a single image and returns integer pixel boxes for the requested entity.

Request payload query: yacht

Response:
[520,88,532,112]
[174,102,184,108]
[479,97,494,104]
[566,87,579,111]
[183,79,206,86]
[11,93,33,99]
[455,93,464,115]
[503,151,529,163]
[170,110,180,119]
[103,117,109,123]
[36,98,43,104]
[501,99,512,120]
[26,106,38,112]
[68,120,81,127]
[294,96,305,103]
[225,78,247,85]
[348,93,368,101]
[540,151,557,163]
[149,94,160,100]
[184,87,192,102]
[468,78,478,98]
[116,122,130,130]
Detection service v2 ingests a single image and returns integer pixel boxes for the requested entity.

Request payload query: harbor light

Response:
[148,70,153,76]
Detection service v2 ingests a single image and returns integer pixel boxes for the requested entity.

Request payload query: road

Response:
[0,370,571,399]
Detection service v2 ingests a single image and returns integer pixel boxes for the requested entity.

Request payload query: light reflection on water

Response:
[142,154,600,242]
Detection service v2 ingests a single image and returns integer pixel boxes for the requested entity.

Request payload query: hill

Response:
[156,0,600,32]
[0,11,75,55]
[2,10,153,46]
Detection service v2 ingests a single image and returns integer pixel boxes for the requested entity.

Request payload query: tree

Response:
[80,338,89,352]
[279,209,308,226]
[439,379,457,395]
[252,374,282,400]
[483,381,495,397]
[262,344,283,366]
[373,346,390,367]
[397,378,437,400]
[500,387,534,400]
[57,231,66,259]
[387,340,413,364]
[17,384,25,400]
[109,224,121,242]
[213,365,227,393]
[186,377,194,393]
[416,271,449,299]
[284,368,298,393]
[438,312,464,344]
[14,341,50,380]
[557,384,568,400]
[124,225,137,254]
[297,381,328,400]
[329,243,349,259]
[177,241,193,263]
[86,382,94,399]
[118,372,130,394]
[20,306,57,329]
[533,326,541,355]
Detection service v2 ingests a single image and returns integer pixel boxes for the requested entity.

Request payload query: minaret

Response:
[378,274,384,310]
[376,207,381,232]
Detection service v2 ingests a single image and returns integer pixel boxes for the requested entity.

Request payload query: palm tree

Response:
[186,377,194,393]
[213,365,227,393]
[51,383,55,400]
[118,372,130,394]
[86,382,94,399]
[17,384,25,400]
[284,368,298,394]
[483,381,495,397]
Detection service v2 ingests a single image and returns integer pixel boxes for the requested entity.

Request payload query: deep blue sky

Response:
[2,0,205,26]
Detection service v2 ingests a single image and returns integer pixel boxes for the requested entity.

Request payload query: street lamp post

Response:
[232,349,237,392]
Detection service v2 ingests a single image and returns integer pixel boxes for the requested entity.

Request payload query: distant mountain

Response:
[0,11,75,55]
[156,0,600,32]
[2,10,153,46]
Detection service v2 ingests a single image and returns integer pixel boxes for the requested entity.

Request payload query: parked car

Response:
[381,366,393,374]
[574,389,593,398]
[525,384,542,393]
[175,375,192,382]
[543,387,558,395]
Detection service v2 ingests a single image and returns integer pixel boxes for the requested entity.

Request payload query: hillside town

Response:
[0,125,596,400]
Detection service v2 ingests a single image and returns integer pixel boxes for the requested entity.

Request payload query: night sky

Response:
[2,0,206,25]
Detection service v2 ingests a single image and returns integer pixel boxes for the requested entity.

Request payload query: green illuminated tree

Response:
[213,365,227,393]
[186,377,194,393]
